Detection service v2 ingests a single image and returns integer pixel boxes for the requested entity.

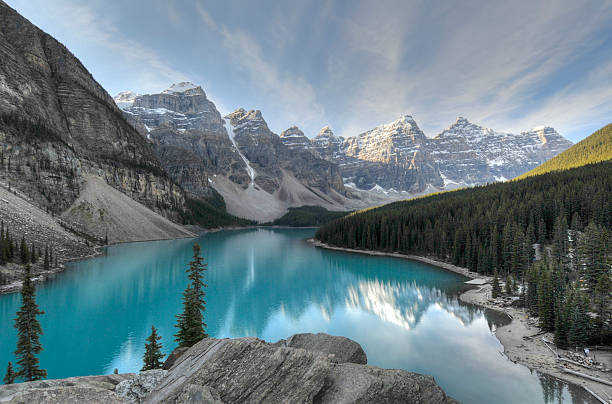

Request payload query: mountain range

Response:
[115,83,572,221]
[0,0,574,247]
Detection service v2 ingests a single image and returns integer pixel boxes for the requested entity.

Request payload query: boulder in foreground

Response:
[0,333,458,404]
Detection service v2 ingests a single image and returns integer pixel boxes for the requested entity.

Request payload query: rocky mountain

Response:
[0,1,195,246]
[118,85,351,222]
[431,117,573,186]
[312,116,572,193]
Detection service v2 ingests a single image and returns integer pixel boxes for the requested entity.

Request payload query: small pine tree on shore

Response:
[3,362,15,385]
[142,326,164,371]
[175,243,208,347]
[14,264,46,382]
[492,271,501,298]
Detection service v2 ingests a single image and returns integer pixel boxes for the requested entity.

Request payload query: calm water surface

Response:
[0,228,594,403]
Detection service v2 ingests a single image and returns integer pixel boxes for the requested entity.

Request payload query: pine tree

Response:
[175,243,208,347]
[492,271,502,298]
[593,274,611,343]
[174,286,206,347]
[3,362,15,385]
[504,275,513,295]
[568,293,589,348]
[43,247,50,271]
[19,237,28,264]
[13,264,46,381]
[142,326,164,371]
[186,243,207,310]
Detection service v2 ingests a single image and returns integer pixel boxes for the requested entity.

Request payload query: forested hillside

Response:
[518,123,612,178]
[316,160,612,345]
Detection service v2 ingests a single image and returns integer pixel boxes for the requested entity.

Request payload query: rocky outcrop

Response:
[0,334,458,403]
[0,374,134,403]
[0,0,193,251]
[148,333,457,403]
[276,332,367,365]
[312,115,571,193]
[431,117,573,186]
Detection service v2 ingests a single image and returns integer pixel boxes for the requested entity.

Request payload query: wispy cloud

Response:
[9,0,611,140]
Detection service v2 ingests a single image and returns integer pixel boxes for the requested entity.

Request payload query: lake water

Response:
[0,228,595,403]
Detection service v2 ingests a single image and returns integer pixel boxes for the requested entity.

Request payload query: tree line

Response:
[3,243,209,383]
[316,161,612,346]
[1,221,59,285]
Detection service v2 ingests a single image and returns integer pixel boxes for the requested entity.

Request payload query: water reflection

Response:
[0,228,594,403]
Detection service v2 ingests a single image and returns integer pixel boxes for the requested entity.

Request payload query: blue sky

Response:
[7,0,612,141]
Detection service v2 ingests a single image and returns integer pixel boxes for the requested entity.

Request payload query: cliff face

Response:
[0,0,184,223]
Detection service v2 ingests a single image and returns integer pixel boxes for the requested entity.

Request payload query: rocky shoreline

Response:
[309,239,612,403]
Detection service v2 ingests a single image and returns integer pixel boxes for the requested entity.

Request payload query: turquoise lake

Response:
[0,228,594,403]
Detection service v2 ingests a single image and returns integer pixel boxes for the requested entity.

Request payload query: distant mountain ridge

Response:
[118,84,352,222]
[116,82,573,221]
[517,122,612,179]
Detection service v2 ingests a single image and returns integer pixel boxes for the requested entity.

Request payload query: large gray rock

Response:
[278,332,367,365]
[115,370,168,403]
[145,334,457,404]
[0,334,457,404]
[0,374,134,404]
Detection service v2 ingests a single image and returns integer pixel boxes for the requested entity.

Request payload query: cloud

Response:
[217,25,326,132]
[15,0,190,94]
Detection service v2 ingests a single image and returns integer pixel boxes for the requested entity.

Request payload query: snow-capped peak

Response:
[317,126,335,138]
[113,90,140,108]
[162,82,202,94]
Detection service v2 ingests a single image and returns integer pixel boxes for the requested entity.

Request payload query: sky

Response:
[7,0,612,142]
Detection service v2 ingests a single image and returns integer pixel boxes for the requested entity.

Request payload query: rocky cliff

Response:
[431,117,573,186]
[118,87,350,222]
[312,115,571,193]
[0,0,189,242]
[0,334,458,403]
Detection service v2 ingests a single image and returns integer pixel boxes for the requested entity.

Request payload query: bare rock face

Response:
[0,1,184,225]
[0,334,457,404]
[0,374,134,404]
[277,332,368,365]
[146,334,457,404]
[431,117,573,186]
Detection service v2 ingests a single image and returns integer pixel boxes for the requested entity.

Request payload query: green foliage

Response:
[142,325,164,371]
[317,160,612,346]
[491,272,501,298]
[175,244,208,347]
[181,194,254,229]
[266,206,350,227]
[3,362,15,385]
[13,265,46,382]
[518,122,612,179]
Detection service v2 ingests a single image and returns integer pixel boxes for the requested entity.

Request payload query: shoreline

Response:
[309,239,612,403]
[0,233,197,295]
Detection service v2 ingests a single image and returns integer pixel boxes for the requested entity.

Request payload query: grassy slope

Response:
[517,123,612,179]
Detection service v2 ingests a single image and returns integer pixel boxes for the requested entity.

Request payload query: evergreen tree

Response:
[175,243,209,347]
[13,264,46,381]
[43,247,50,272]
[174,286,206,347]
[19,237,28,264]
[593,274,611,343]
[492,271,502,298]
[3,362,15,385]
[569,293,589,348]
[142,326,164,371]
[504,275,513,295]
